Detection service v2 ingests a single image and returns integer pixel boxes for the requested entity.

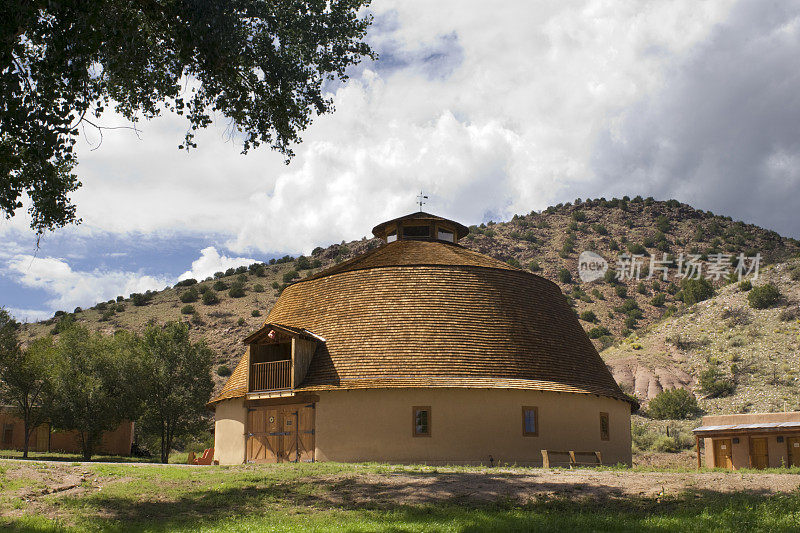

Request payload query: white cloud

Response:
[6,254,171,313]
[6,307,54,323]
[179,246,257,281]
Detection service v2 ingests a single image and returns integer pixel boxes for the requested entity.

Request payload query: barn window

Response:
[600,412,610,441]
[403,225,431,239]
[437,228,454,242]
[387,230,397,243]
[522,406,538,436]
[2,424,13,446]
[413,406,431,437]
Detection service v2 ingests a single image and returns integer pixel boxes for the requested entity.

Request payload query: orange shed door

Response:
[246,404,315,463]
[713,439,733,469]
[749,438,769,469]
[787,437,800,467]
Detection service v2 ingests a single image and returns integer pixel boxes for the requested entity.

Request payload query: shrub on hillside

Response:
[598,335,615,349]
[738,280,752,291]
[779,307,800,322]
[253,284,264,293]
[225,268,236,276]
[615,285,627,298]
[650,293,666,307]
[130,293,151,306]
[213,280,228,291]
[571,210,586,222]
[251,310,261,317]
[296,256,312,270]
[604,269,617,284]
[587,326,611,339]
[680,278,714,305]
[528,260,541,272]
[179,287,199,303]
[181,305,195,315]
[558,268,572,284]
[175,278,197,287]
[228,285,246,298]
[579,310,597,323]
[283,270,299,283]
[235,266,248,274]
[789,264,800,281]
[747,283,781,309]
[637,281,647,294]
[216,365,232,377]
[237,317,246,326]
[202,291,219,305]
[699,366,735,398]
[647,388,701,420]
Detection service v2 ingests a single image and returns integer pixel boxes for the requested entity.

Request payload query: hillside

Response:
[603,259,800,413]
[17,197,800,400]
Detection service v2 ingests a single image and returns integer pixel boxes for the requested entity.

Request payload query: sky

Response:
[2,0,800,322]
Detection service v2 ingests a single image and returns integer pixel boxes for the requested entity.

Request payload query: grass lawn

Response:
[1,461,799,532]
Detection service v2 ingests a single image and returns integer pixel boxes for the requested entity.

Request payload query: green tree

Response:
[747,283,781,309]
[137,322,214,463]
[1,1,374,233]
[49,325,138,460]
[647,388,701,420]
[0,310,56,457]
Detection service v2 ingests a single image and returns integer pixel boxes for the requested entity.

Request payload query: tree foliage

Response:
[48,325,140,459]
[0,309,56,457]
[647,388,701,420]
[136,322,214,463]
[1,0,374,233]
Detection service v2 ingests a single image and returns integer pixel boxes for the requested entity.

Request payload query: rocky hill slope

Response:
[17,197,800,401]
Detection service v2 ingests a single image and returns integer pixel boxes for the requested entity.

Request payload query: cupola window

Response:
[387,230,397,243]
[402,225,431,239]
[437,228,454,242]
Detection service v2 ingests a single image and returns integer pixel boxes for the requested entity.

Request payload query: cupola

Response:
[371,212,470,244]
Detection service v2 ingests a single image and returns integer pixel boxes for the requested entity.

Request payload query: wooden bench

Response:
[541,450,602,468]
[192,447,215,465]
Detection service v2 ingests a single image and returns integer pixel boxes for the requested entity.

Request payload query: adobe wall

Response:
[314,388,631,466]
[213,397,247,465]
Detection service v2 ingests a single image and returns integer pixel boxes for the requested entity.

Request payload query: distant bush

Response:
[116,295,124,302]
[528,260,541,272]
[558,268,572,284]
[130,293,152,306]
[249,263,266,276]
[655,215,671,233]
[587,326,611,339]
[647,388,701,420]
[216,365,232,377]
[99,309,115,322]
[251,310,261,317]
[198,284,210,294]
[571,210,586,222]
[627,243,647,255]
[591,288,604,300]
[213,280,228,291]
[235,266,247,274]
[699,367,735,398]
[283,270,300,283]
[225,268,236,276]
[615,285,627,298]
[604,269,617,284]
[598,335,615,349]
[116,303,126,312]
[179,287,199,303]
[253,284,265,293]
[202,291,220,305]
[296,256,312,270]
[228,285,246,298]
[738,280,752,291]
[181,305,195,315]
[214,271,224,279]
[650,293,666,307]
[237,317,246,326]
[789,264,800,281]
[747,283,781,309]
[175,278,197,287]
[271,281,280,289]
[592,223,607,235]
[579,310,597,323]
[680,278,714,305]
[637,281,647,294]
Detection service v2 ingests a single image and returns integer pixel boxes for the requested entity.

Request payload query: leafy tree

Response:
[136,322,214,464]
[1,1,374,233]
[0,310,55,457]
[49,326,139,459]
[647,388,701,420]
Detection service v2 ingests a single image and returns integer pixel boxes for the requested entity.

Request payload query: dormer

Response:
[371,212,469,244]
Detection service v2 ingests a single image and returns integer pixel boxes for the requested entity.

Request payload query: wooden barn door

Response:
[788,437,800,467]
[247,404,315,463]
[713,439,733,469]
[246,408,280,463]
[749,437,769,469]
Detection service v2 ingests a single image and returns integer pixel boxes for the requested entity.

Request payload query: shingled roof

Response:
[213,236,633,406]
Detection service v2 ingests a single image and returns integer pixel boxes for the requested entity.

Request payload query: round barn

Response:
[210,212,635,466]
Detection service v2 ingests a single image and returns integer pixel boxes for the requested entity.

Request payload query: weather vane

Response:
[417,190,428,211]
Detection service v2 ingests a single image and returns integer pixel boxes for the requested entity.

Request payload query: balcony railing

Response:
[250,360,291,392]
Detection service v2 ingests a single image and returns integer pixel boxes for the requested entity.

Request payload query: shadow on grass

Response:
[15,470,798,532]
